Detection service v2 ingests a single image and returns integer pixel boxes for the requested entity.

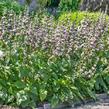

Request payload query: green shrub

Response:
[59,0,81,11]
[58,11,109,25]
[47,0,60,7]
[0,0,24,16]
[26,0,80,11]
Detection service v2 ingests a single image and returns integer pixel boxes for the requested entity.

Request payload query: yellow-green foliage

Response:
[58,11,109,25]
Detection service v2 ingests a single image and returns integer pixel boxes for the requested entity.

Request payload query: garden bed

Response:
[0,9,109,109]
[0,94,109,109]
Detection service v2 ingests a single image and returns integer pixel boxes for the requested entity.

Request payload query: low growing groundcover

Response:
[0,11,109,108]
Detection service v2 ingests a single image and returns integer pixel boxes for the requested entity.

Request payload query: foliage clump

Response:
[0,0,24,16]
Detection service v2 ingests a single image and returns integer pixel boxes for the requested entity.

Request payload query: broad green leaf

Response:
[51,95,59,108]
[39,89,47,101]
[15,81,26,89]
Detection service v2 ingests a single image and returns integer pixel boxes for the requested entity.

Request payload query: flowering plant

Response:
[0,11,109,108]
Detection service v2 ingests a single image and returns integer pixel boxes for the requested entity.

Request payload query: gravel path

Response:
[67,94,109,109]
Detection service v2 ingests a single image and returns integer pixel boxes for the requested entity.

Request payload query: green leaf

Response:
[87,88,96,99]
[51,95,59,108]
[39,89,47,101]
[15,81,26,89]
